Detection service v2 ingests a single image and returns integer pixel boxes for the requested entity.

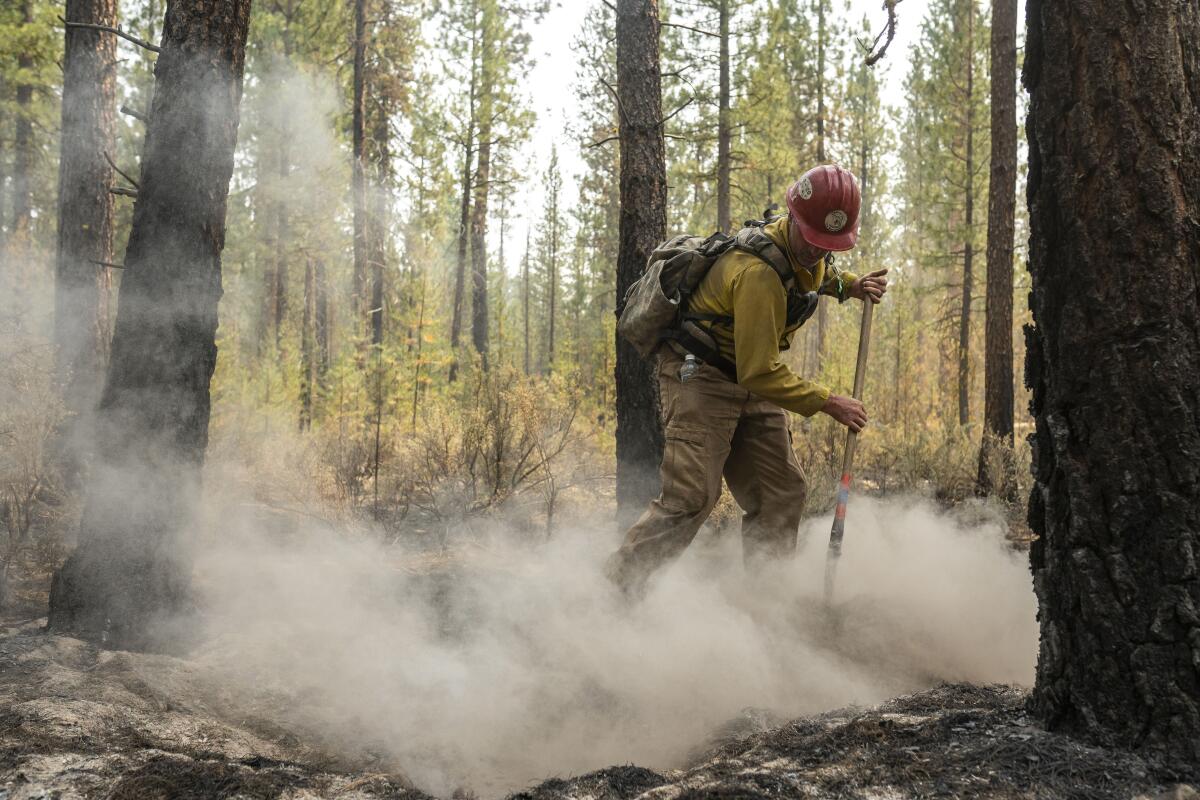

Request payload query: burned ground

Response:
[0,619,1193,800]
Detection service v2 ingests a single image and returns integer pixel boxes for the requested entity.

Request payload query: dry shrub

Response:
[0,329,69,611]
[388,367,598,538]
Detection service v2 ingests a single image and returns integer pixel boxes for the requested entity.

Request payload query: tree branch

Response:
[89,259,125,269]
[103,150,139,188]
[662,20,718,38]
[863,0,902,66]
[119,104,148,122]
[109,186,138,198]
[59,16,161,53]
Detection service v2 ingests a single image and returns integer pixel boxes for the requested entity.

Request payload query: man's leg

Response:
[722,398,807,568]
[607,352,746,595]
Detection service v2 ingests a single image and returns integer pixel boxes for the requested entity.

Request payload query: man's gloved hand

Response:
[821,393,868,433]
[848,268,889,304]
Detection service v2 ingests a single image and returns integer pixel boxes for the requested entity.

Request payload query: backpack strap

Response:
[731,229,796,292]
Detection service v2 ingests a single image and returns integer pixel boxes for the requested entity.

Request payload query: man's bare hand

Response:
[849,268,889,304]
[821,394,868,433]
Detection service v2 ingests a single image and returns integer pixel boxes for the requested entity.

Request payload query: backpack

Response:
[616,221,824,378]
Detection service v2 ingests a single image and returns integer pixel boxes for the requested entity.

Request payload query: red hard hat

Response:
[785,165,861,251]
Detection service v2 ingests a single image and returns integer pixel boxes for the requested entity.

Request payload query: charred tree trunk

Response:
[715,0,730,234]
[11,0,35,244]
[977,0,1017,497]
[957,2,975,428]
[55,0,118,482]
[48,0,253,651]
[351,0,368,318]
[1025,0,1200,761]
[614,0,666,527]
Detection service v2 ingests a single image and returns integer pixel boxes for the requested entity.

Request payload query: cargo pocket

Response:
[660,423,711,514]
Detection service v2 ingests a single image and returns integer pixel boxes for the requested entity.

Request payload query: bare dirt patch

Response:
[1,620,1193,799]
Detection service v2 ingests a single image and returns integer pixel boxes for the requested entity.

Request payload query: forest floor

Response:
[1,615,1195,800]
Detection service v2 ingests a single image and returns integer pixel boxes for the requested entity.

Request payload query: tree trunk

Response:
[522,230,530,375]
[715,0,730,233]
[300,257,314,430]
[449,18,479,381]
[274,108,289,354]
[1025,0,1200,761]
[470,116,491,365]
[10,0,35,243]
[369,98,390,348]
[351,0,368,317]
[47,0,253,651]
[614,0,666,528]
[55,0,118,482]
[314,257,330,381]
[813,0,827,374]
[977,0,1017,497]
[957,1,975,428]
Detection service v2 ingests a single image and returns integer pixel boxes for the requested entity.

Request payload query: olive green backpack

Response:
[616,222,824,378]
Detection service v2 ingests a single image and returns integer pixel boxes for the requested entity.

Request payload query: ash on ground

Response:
[0,620,1193,799]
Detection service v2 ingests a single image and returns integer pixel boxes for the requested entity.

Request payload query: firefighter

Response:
[608,165,888,596]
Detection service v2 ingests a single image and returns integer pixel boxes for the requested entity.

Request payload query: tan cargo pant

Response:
[607,349,807,594]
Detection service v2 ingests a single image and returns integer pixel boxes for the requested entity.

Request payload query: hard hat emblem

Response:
[825,210,848,232]
[798,177,813,200]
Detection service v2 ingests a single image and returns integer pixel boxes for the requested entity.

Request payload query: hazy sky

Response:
[501,0,930,267]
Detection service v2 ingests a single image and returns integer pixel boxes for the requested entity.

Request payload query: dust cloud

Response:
[189,487,1036,796]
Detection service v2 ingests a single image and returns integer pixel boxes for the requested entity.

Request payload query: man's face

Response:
[787,214,830,268]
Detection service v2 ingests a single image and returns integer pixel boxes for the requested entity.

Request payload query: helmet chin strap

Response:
[787,215,830,268]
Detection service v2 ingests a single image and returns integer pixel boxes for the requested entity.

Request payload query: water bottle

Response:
[679,354,699,383]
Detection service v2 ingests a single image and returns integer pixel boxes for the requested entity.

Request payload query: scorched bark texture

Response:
[1024,0,1200,762]
[48,0,253,650]
[614,0,666,527]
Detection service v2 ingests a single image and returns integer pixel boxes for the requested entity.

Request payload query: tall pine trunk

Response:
[351,0,368,317]
[813,0,827,374]
[977,0,1017,496]
[55,0,118,481]
[522,230,530,375]
[48,0,253,651]
[715,0,730,233]
[614,0,666,527]
[957,1,975,427]
[1025,0,1200,760]
[10,0,35,244]
[369,99,390,347]
[470,118,491,365]
[300,257,314,430]
[449,15,479,381]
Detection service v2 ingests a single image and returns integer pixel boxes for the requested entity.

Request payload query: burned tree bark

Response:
[55,0,118,481]
[48,0,253,650]
[1025,0,1200,761]
[977,0,1016,497]
[614,0,665,527]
